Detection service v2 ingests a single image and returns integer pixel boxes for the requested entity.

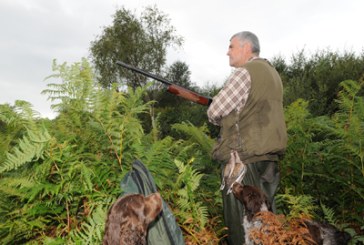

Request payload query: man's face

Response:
[227,37,250,67]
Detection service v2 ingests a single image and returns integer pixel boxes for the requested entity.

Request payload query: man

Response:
[207,31,287,244]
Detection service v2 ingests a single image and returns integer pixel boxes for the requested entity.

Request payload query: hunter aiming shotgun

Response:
[116,61,212,106]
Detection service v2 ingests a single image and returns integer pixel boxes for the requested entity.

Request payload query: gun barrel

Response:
[116,61,212,106]
[116,61,171,86]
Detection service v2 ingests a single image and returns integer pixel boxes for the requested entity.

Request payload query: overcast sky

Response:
[1,0,363,119]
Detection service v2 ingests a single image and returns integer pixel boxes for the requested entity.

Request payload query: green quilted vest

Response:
[212,58,287,164]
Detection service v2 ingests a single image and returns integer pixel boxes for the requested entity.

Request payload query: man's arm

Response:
[207,68,251,125]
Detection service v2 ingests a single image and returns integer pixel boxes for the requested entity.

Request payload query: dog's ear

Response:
[231,182,245,203]
[144,193,162,223]
[251,193,264,214]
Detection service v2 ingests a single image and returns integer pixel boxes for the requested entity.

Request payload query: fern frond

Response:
[173,159,208,229]
[172,122,214,155]
[91,84,152,168]
[333,80,364,162]
[13,100,41,122]
[194,202,209,228]
[0,126,51,174]
[27,182,62,202]
[121,86,154,116]
[320,202,337,225]
[134,136,178,189]
[67,162,95,193]
[70,204,109,244]
[42,58,95,112]
[276,188,317,220]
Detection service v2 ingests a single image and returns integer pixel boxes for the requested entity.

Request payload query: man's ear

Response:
[243,42,252,52]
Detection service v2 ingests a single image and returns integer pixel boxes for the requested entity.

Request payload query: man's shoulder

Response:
[245,58,275,72]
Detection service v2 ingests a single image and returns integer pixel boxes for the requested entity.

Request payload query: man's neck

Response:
[248,55,259,61]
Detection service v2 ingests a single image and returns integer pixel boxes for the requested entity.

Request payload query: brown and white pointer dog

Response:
[103,193,162,245]
[232,183,351,245]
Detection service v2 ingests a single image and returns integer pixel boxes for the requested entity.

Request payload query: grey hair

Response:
[231,31,260,55]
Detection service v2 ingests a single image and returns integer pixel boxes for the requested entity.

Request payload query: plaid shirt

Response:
[207,67,251,126]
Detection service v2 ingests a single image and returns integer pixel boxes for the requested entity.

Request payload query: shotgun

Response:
[116,61,212,106]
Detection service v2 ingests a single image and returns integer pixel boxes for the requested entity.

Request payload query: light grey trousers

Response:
[222,160,280,245]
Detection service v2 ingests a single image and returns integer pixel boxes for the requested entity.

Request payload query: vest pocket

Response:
[212,135,247,163]
[212,138,226,162]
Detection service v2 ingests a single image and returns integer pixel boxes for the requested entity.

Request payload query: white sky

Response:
[0,0,363,119]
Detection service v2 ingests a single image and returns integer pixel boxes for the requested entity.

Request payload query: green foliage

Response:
[333,80,364,165]
[280,99,321,192]
[0,126,50,174]
[273,49,364,115]
[145,60,214,139]
[320,203,337,226]
[0,58,221,244]
[155,103,210,139]
[276,188,317,220]
[92,84,153,169]
[70,204,109,244]
[173,159,208,229]
[280,79,364,232]
[42,58,95,112]
[0,100,51,174]
[172,122,214,157]
[171,122,221,206]
[346,226,364,245]
[0,59,153,244]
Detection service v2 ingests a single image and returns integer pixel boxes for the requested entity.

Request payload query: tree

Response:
[90,5,183,90]
[166,61,193,88]
[146,61,211,138]
[272,49,364,116]
[156,61,194,107]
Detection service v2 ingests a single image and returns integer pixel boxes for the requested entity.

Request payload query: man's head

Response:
[227,31,260,67]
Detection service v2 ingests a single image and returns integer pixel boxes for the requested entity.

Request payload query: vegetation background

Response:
[0,6,363,245]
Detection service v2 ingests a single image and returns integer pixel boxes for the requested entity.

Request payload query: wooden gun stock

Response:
[116,61,212,106]
[167,84,211,106]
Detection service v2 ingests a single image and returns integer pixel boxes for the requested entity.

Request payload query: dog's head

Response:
[103,193,163,245]
[112,193,162,226]
[232,183,272,221]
